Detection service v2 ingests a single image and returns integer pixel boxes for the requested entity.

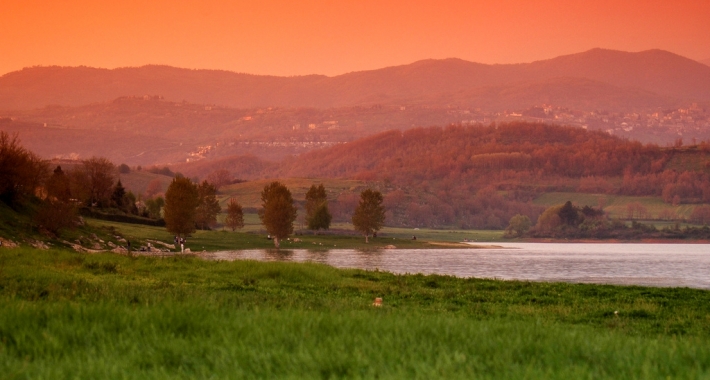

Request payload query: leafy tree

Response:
[195,180,221,229]
[305,184,331,231]
[164,177,199,237]
[45,165,71,202]
[535,205,564,232]
[145,196,165,219]
[225,198,244,231]
[352,189,385,243]
[82,157,116,207]
[259,181,297,248]
[310,203,332,232]
[124,191,138,215]
[559,201,581,227]
[505,214,531,237]
[34,199,77,236]
[118,163,131,174]
[111,180,126,209]
[0,131,48,206]
[67,167,91,205]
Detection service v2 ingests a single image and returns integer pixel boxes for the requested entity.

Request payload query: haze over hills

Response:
[701,58,710,67]
[1,48,709,111]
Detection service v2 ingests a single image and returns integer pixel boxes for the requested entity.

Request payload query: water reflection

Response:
[203,243,710,289]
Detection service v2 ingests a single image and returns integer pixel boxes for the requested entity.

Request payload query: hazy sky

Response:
[2,0,709,77]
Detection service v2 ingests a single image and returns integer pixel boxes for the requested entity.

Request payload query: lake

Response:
[203,243,710,289]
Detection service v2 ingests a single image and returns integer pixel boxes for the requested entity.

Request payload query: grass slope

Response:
[217,178,368,209]
[1,248,709,378]
[534,192,698,220]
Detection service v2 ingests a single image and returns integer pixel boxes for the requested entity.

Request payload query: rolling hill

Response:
[2,49,709,111]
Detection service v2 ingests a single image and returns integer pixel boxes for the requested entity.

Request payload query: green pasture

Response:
[217,178,369,209]
[534,192,699,220]
[86,218,488,251]
[1,248,709,378]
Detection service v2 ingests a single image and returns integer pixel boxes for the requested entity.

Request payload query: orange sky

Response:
[1,0,709,77]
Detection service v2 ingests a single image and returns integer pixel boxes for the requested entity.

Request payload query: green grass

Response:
[86,218,472,251]
[533,192,700,220]
[1,248,710,378]
[218,178,368,209]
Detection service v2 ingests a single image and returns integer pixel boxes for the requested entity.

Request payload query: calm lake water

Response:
[203,243,710,289]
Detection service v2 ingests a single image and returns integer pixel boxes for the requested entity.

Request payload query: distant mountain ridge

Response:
[1,48,709,111]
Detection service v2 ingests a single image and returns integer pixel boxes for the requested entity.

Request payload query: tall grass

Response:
[2,247,710,378]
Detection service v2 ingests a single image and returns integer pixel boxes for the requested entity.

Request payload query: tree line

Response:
[163,179,385,247]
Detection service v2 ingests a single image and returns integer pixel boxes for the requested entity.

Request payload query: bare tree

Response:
[82,157,116,207]
[206,169,232,191]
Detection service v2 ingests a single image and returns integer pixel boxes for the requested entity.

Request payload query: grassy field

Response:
[87,218,499,251]
[1,247,709,378]
[533,192,700,220]
[217,178,369,209]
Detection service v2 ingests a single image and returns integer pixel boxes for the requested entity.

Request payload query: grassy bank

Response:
[87,218,500,251]
[1,247,709,378]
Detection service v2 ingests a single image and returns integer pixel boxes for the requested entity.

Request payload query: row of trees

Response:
[163,180,385,248]
[163,177,223,237]
[258,182,384,247]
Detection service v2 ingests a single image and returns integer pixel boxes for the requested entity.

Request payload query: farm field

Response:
[1,247,709,378]
[533,192,700,220]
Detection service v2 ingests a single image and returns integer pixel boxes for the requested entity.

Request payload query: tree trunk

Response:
[274,237,280,248]
[365,234,369,243]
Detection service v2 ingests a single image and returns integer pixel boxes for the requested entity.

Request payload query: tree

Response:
[259,181,297,248]
[310,203,332,232]
[164,177,199,237]
[535,205,564,232]
[36,165,76,236]
[111,180,126,209]
[67,167,91,205]
[206,169,232,190]
[305,183,331,231]
[145,196,164,219]
[34,199,78,236]
[195,180,221,229]
[82,157,116,207]
[145,179,163,198]
[45,165,71,202]
[505,214,531,237]
[558,201,581,227]
[0,131,48,206]
[352,189,385,243]
[225,198,244,231]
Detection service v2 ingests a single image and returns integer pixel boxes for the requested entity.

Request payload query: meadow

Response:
[1,247,709,378]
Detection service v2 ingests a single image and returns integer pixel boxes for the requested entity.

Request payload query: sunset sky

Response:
[2,0,709,77]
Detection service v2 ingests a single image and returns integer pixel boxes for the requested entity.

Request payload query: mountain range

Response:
[1,48,709,112]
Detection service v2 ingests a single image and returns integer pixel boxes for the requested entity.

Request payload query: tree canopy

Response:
[259,181,297,248]
[225,198,244,231]
[195,180,221,230]
[164,177,199,237]
[352,189,386,242]
[305,183,332,231]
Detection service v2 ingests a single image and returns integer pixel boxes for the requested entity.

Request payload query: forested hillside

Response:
[265,123,710,228]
